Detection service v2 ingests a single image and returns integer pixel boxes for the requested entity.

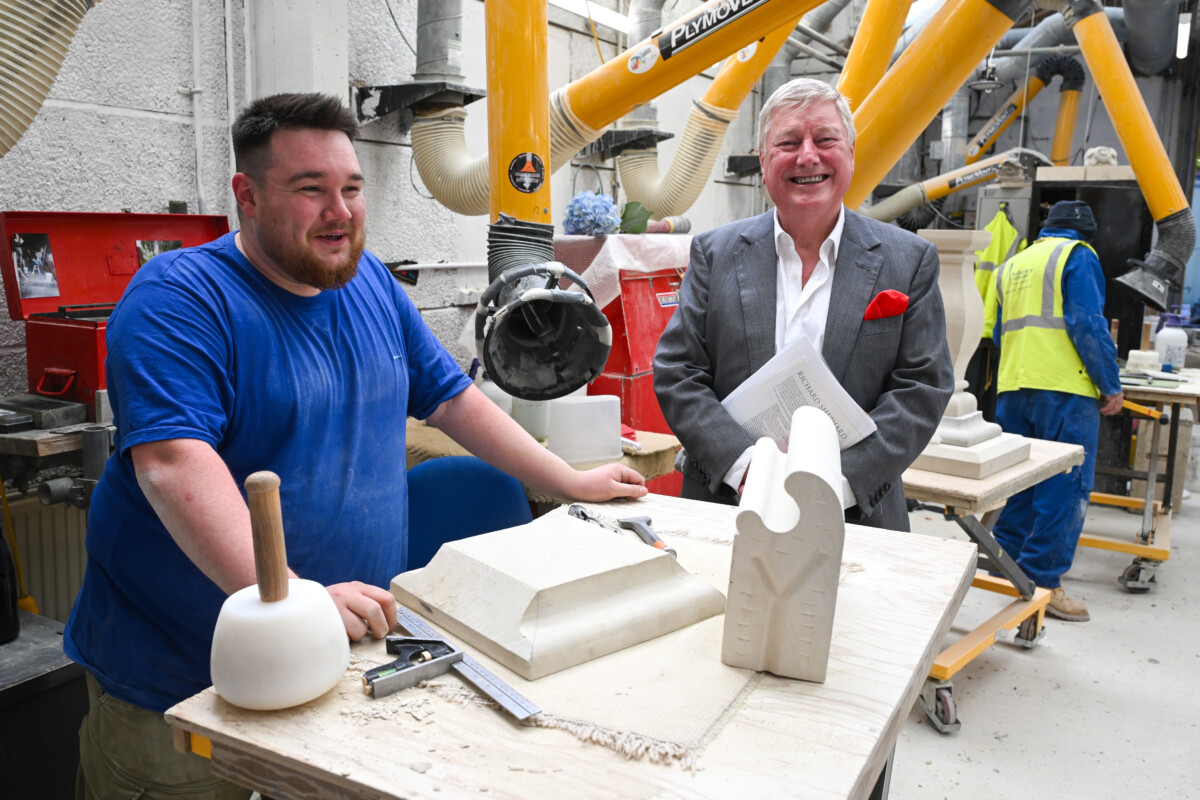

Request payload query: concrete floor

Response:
[890,497,1199,799]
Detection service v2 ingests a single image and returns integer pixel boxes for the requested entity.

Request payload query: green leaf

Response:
[620,201,652,234]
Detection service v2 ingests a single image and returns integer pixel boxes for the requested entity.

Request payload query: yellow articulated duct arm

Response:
[564,0,827,132]
[1060,0,1195,310]
[618,22,795,219]
[476,0,613,400]
[1051,85,1082,166]
[485,0,549,223]
[965,77,1047,164]
[847,0,1032,210]
[862,149,1050,222]
[837,0,912,111]
[411,0,825,217]
[965,55,1084,164]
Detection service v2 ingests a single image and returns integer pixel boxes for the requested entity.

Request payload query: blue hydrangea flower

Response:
[562,191,622,235]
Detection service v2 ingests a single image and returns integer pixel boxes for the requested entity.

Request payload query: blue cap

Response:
[1044,200,1097,241]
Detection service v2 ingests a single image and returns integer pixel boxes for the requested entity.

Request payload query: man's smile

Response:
[789,175,828,185]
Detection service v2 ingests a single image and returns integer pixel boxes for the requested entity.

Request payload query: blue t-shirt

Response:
[64,232,472,712]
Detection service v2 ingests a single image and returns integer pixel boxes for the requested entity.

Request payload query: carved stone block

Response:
[722,407,845,683]
[392,515,726,680]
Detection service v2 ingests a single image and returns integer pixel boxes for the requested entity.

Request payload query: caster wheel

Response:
[935,687,957,728]
[1016,614,1043,647]
[1118,561,1156,594]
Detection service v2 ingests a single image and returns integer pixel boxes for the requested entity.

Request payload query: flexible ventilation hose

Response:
[409,108,489,216]
[410,89,604,217]
[1,0,96,158]
[617,99,738,219]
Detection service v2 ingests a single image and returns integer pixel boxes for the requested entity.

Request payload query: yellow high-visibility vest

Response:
[995,236,1100,398]
[976,206,1025,338]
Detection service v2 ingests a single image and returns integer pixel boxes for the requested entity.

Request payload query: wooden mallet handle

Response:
[245,471,289,603]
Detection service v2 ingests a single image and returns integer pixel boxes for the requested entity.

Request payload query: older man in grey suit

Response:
[654,78,953,531]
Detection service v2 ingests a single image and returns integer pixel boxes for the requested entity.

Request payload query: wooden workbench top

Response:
[903,438,1085,515]
[167,493,975,800]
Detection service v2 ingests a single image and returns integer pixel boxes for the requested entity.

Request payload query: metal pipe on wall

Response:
[188,0,207,213]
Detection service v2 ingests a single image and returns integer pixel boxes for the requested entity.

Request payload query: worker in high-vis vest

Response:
[986,200,1123,622]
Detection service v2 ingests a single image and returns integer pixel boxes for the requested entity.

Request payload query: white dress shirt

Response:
[722,206,847,492]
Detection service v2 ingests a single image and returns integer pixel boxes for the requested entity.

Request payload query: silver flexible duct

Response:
[988,8,1125,84]
[802,0,853,34]
[940,88,970,173]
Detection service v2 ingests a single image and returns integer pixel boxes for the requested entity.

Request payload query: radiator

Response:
[6,494,88,623]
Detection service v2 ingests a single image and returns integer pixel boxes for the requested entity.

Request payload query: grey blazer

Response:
[653,209,954,531]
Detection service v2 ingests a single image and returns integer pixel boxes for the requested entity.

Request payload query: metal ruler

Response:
[396,606,541,722]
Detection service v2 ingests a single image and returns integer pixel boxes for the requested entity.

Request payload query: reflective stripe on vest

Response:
[996,237,1100,398]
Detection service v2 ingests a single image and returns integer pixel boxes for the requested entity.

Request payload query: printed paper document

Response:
[721,337,876,451]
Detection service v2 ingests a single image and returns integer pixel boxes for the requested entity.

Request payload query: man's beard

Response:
[261,221,365,291]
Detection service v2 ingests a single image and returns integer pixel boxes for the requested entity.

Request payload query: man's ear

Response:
[231,173,257,219]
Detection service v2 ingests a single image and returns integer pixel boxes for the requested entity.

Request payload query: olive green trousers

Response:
[76,671,253,800]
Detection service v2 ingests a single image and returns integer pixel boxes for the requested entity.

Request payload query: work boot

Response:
[1044,586,1089,622]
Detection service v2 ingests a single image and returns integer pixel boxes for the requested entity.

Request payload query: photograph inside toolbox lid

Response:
[0,211,230,321]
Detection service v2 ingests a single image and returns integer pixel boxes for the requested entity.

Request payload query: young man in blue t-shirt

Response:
[67,92,647,799]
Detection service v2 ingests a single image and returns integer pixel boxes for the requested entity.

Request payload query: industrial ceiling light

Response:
[969,49,1004,93]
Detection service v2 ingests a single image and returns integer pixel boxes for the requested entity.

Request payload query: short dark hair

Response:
[232,93,359,181]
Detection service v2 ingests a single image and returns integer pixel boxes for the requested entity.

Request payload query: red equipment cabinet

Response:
[1,212,231,420]
[587,267,685,495]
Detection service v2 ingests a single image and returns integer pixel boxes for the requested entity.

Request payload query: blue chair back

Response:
[406,456,533,570]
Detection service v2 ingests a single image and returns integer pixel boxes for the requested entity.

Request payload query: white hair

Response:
[757,78,856,155]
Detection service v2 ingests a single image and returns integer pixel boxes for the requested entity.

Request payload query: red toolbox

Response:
[1,212,231,421]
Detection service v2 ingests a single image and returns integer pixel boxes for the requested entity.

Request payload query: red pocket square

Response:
[864,290,909,321]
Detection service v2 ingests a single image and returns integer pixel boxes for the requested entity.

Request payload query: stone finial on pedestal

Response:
[722,407,845,683]
[911,229,1030,479]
